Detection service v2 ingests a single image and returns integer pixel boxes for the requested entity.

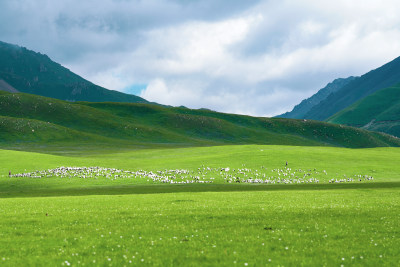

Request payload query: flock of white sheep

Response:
[8,166,374,185]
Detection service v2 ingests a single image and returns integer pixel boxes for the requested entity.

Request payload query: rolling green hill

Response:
[0,41,148,103]
[328,84,400,137]
[0,91,399,152]
[283,56,400,121]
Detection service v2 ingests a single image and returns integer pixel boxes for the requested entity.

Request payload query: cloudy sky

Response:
[1,0,400,116]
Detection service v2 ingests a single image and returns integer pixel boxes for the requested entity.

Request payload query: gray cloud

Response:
[1,0,400,116]
[0,0,261,65]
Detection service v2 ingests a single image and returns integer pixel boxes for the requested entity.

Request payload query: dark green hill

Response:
[0,92,399,151]
[284,56,400,121]
[0,41,148,103]
[278,77,356,119]
[328,84,400,137]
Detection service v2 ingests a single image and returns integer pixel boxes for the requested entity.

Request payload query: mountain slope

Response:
[0,92,399,150]
[302,56,400,120]
[282,56,400,121]
[0,41,148,103]
[278,77,356,119]
[328,84,400,137]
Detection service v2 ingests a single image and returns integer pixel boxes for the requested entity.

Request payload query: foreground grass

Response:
[0,189,399,266]
[0,145,399,266]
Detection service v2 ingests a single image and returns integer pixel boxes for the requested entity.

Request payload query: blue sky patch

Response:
[124,84,148,96]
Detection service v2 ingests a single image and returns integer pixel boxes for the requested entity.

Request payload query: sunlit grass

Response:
[0,189,399,266]
[0,145,399,265]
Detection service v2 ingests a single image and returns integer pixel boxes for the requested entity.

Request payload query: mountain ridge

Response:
[302,56,400,120]
[0,40,148,104]
[279,56,400,122]
[277,77,356,119]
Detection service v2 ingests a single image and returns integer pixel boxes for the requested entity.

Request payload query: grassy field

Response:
[1,189,399,266]
[0,145,399,266]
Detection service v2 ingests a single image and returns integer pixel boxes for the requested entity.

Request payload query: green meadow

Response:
[0,145,399,266]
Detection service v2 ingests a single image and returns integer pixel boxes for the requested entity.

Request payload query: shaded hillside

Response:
[278,77,356,119]
[0,41,148,103]
[0,92,399,150]
[328,84,400,137]
[288,56,400,121]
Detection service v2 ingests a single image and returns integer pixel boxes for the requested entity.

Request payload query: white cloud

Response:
[131,15,262,76]
[141,78,208,107]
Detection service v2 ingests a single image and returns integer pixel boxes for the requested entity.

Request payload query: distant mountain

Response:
[302,56,400,121]
[0,41,148,103]
[0,91,399,149]
[277,77,356,119]
[328,84,400,137]
[280,56,400,121]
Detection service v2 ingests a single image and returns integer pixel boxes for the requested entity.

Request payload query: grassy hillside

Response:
[0,41,148,103]
[328,84,400,137]
[302,56,400,121]
[0,91,399,151]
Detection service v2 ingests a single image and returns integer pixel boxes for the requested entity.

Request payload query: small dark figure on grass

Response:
[9,170,11,177]
[285,161,288,167]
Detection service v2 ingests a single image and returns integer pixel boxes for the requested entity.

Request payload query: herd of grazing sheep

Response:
[9,165,374,185]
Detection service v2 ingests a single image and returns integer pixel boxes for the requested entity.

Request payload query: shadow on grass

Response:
[0,182,399,198]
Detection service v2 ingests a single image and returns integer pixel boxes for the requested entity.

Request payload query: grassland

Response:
[0,145,399,266]
[1,189,399,266]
